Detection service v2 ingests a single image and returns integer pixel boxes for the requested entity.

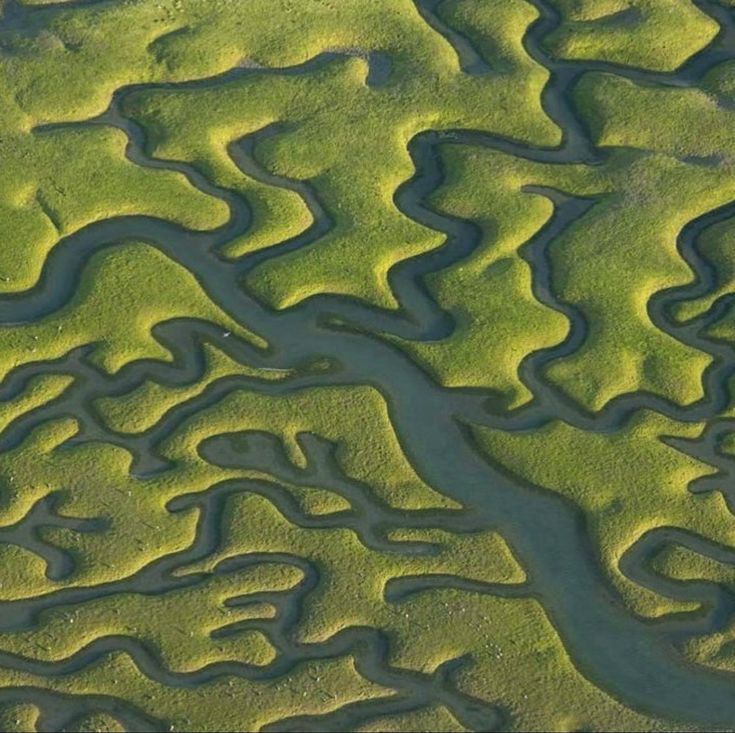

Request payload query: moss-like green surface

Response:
[544,0,718,72]
[474,412,730,617]
[1,0,735,731]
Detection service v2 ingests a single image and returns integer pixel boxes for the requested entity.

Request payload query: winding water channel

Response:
[2,0,735,729]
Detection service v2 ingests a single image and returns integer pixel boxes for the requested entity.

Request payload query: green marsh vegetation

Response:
[0,0,735,731]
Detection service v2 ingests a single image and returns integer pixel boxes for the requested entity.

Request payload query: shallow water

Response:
[2,0,735,729]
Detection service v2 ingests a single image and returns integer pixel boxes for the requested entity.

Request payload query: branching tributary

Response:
[2,0,735,728]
